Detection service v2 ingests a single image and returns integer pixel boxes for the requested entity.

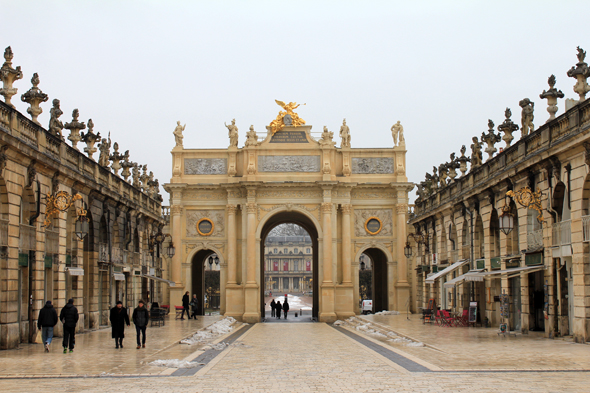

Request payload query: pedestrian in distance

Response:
[60,298,79,353]
[190,294,199,320]
[37,300,58,352]
[181,291,190,320]
[270,299,276,318]
[109,300,130,348]
[283,299,290,319]
[275,300,282,319]
[132,299,149,349]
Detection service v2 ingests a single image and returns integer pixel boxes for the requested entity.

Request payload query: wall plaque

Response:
[197,218,214,236]
[351,157,394,174]
[365,217,382,235]
[270,131,308,143]
[184,158,227,175]
[258,155,320,172]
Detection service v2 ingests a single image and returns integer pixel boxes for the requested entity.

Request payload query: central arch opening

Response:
[260,211,319,321]
[360,248,388,313]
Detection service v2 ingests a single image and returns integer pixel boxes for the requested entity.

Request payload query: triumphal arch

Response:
[164,102,412,323]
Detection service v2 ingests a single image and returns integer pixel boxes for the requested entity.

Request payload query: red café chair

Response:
[435,310,442,326]
[441,310,455,327]
[458,310,469,327]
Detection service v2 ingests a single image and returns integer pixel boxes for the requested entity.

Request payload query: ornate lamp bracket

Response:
[43,191,82,228]
[506,187,544,224]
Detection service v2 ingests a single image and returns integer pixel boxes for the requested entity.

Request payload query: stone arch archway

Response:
[257,208,321,320]
[354,244,393,313]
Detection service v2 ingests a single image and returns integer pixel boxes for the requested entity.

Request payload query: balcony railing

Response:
[552,220,571,246]
[19,224,36,251]
[98,242,109,263]
[0,218,8,247]
[527,229,543,250]
[583,215,590,242]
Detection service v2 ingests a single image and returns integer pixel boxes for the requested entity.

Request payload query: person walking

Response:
[109,301,130,348]
[270,299,276,318]
[190,294,199,320]
[181,291,190,320]
[275,300,282,320]
[37,300,58,352]
[132,299,149,349]
[59,299,79,353]
[283,299,290,319]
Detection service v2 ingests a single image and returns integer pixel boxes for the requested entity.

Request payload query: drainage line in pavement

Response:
[171,323,254,377]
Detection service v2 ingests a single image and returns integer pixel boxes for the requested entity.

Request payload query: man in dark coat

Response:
[275,300,282,319]
[132,299,149,349]
[270,299,276,318]
[59,299,79,353]
[181,291,190,320]
[110,301,130,348]
[190,294,199,320]
[37,300,58,352]
[283,300,290,319]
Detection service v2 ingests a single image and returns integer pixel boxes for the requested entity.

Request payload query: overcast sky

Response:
[3,1,588,202]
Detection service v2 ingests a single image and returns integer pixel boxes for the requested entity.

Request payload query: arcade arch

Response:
[258,210,319,320]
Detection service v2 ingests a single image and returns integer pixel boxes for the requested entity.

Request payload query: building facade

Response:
[264,235,313,294]
[165,106,414,323]
[409,48,590,343]
[0,47,165,349]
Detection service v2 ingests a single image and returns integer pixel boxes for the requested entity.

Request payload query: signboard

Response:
[197,218,214,236]
[365,217,382,235]
[468,301,477,323]
[270,131,308,143]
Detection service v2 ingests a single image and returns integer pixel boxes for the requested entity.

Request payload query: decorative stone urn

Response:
[20,73,48,125]
[64,109,86,150]
[497,108,519,148]
[567,46,590,102]
[109,142,123,175]
[457,145,471,177]
[81,119,101,160]
[539,75,565,123]
[481,120,501,161]
[0,47,23,108]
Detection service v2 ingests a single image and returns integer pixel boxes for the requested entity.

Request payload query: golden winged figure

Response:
[269,100,306,135]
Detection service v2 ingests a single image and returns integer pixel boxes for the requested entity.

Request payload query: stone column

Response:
[243,201,259,322]
[320,202,336,322]
[341,204,352,284]
[396,203,410,311]
[169,205,183,308]
[227,204,237,285]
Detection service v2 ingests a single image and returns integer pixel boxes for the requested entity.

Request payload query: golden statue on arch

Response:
[269,100,306,135]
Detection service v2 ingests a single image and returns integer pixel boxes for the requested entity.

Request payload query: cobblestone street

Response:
[0,315,589,392]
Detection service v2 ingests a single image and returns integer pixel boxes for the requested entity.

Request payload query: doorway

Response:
[360,248,388,313]
[191,249,220,315]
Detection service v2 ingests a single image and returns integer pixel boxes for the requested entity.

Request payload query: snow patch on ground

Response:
[336,317,424,348]
[180,317,236,345]
[149,359,204,369]
[374,310,401,315]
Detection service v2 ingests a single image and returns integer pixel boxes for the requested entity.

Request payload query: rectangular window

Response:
[273,261,278,271]
[283,277,289,290]
[294,261,299,271]
[283,261,289,271]
[293,277,299,290]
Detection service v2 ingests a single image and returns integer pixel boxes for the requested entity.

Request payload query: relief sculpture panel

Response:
[186,210,225,237]
[354,209,393,237]
[351,157,394,174]
[258,155,320,172]
[184,158,227,175]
